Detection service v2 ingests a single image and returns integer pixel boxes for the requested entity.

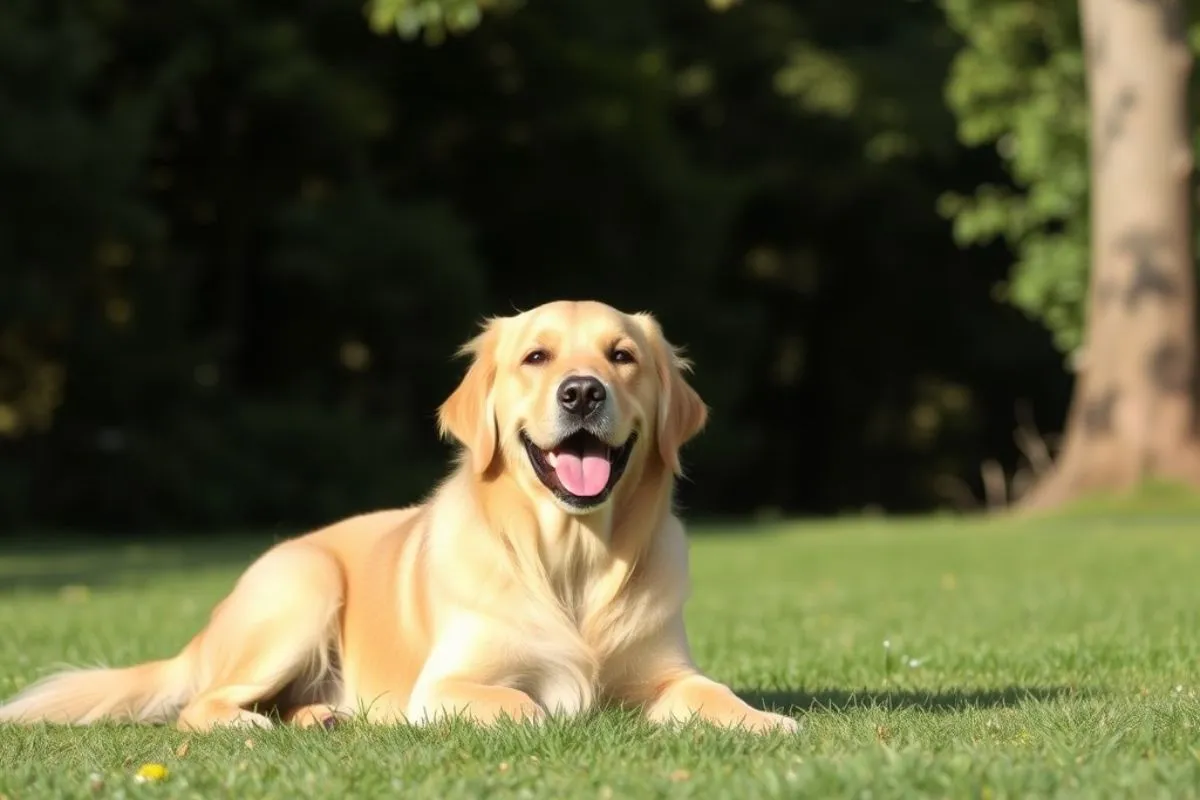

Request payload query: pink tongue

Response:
[553,442,612,497]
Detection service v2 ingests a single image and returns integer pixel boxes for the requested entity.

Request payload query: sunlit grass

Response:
[2,511,1200,798]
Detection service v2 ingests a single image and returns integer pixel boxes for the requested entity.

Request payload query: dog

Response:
[0,300,797,734]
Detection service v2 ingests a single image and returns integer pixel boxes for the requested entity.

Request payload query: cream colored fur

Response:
[0,300,797,734]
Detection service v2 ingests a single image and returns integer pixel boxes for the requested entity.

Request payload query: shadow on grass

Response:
[739,686,1079,714]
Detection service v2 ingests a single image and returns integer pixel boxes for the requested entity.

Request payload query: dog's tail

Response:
[0,657,193,725]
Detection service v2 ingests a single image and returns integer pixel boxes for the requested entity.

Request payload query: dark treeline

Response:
[0,0,1073,532]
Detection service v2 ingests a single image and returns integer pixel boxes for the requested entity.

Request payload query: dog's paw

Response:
[494,699,547,726]
[227,710,275,730]
[287,704,350,730]
[744,710,801,734]
[177,705,275,732]
[407,692,547,727]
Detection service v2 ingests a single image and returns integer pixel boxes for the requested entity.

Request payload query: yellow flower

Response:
[135,763,169,783]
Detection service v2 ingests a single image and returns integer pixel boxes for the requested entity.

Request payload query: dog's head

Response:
[438,301,708,514]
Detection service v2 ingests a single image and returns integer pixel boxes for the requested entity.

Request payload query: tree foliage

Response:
[366,0,505,44]
[940,0,1091,356]
[940,0,1200,359]
[0,0,1071,531]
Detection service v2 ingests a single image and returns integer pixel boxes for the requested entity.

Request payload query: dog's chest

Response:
[521,578,658,716]
[522,524,685,716]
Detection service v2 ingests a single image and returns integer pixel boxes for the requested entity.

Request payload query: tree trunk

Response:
[1020,0,1200,510]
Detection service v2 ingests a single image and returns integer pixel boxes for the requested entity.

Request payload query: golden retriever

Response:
[0,300,797,734]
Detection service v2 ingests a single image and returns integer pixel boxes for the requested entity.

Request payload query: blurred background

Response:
[0,0,1127,533]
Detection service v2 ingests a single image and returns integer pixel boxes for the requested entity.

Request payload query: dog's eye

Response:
[610,348,636,365]
[523,349,550,366]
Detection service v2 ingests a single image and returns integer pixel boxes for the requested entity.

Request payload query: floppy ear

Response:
[636,314,709,476]
[437,320,502,476]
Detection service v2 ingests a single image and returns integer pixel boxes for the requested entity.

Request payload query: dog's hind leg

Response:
[176,542,344,732]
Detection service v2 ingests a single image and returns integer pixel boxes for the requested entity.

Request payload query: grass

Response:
[2,511,1200,798]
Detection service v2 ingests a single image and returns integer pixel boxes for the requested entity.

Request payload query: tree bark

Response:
[1020,0,1200,510]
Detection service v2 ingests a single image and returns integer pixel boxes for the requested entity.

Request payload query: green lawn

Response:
[2,511,1200,798]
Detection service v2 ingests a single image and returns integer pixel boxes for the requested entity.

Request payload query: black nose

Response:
[558,376,607,418]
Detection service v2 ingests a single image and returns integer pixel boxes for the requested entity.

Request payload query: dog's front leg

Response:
[646,672,797,733]
[405,612,547,726]
[408,679,545,725]
[611,616,799,734]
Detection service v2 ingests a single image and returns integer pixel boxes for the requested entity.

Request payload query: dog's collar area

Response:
[520,429,637,510]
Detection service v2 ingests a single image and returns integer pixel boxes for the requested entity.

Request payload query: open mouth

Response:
[521,429,637,509]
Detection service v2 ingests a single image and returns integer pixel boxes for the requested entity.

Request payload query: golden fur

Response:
[0,300,797,734]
